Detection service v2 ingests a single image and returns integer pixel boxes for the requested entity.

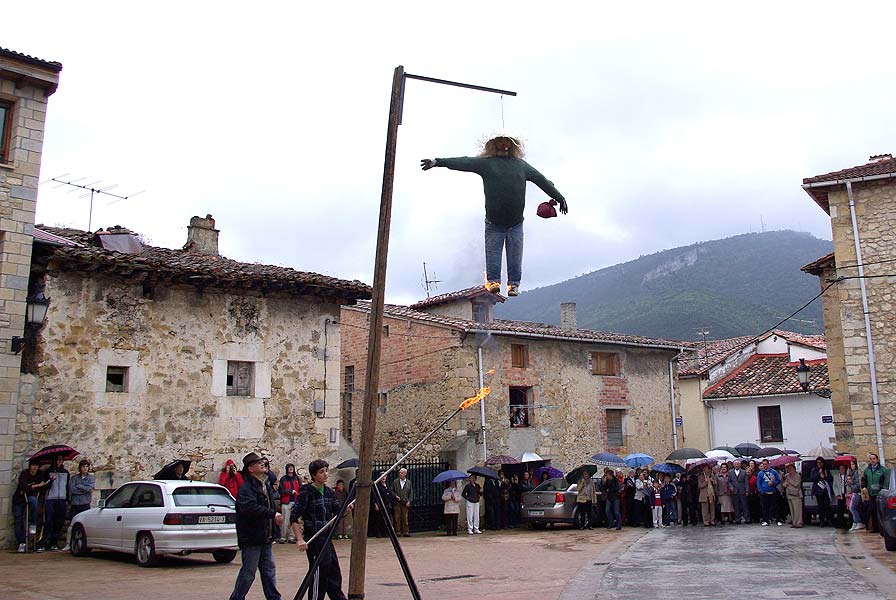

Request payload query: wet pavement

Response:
[2,524,896,599]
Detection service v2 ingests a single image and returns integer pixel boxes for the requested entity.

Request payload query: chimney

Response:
[185,214,219,255]
[560,302,577,330]
[869,154,893,163]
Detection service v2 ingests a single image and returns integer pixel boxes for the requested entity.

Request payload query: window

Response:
[105,366,129,392]
[377,392,387,414]
[591,352,619,376]
[342,366,354,442]
[472,303,489,323]
[226,361,254,397]
[173,486,235,507]
[0,100,11,164]
[104,483,139,508]
[383,325,390,337]
[509,387,531,427]
[132,484,164,508]
[511,344,529,368]
[758,405,783,443]
[606,409,625,447]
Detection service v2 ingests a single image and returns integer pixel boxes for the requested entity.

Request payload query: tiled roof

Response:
[0,47,63,72]
[35,226,371,300]
[769,329,826,351]
[803,157,896,185]
[409,285,504,310]
[677,336,755,377]
[352,300,690,351]
[801,252,835,276]
[703,354,829,399]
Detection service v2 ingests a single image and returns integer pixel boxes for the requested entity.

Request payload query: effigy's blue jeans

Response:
[485,220,523,285]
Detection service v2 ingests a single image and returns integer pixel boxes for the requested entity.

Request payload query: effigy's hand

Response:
[298,541,308,551]
[557,198,568,214]
[420,159,435,171]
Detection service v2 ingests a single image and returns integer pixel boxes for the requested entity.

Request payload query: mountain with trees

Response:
[495,230,833,342]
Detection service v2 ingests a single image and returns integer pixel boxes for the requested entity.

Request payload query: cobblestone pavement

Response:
[2,524,896,599]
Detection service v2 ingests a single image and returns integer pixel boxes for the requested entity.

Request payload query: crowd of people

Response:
[433,454,891,536]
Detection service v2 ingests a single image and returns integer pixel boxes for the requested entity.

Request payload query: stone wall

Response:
[13,270,345,492]
[0,55,60,546]
[825,179,896,462]
[340,306,679,470]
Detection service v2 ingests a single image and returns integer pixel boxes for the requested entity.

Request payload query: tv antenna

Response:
[47,174,144,231]
[695,328,711,358]
[421,262,440,298]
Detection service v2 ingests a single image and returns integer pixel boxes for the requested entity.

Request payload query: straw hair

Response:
[479,133,525,158]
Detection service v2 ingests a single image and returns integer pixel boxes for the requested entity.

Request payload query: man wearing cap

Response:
[229,452,283,600]
[421,134,568,297]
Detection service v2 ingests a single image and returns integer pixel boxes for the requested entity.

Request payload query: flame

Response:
[460,386,490,409]
[486,369,495,375]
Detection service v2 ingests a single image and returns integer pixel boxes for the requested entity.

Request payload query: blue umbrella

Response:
[432,469,469,483]
[591,452,627,467]
[624,453,654,468]
[653,462,685,474]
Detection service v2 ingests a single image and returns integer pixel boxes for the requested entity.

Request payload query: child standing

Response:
[661,475,677,527]
[652,480,664,528]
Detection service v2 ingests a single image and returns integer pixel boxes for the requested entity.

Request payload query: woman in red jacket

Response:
[219,459,243,499]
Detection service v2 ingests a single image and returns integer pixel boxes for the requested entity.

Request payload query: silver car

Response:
[522,477,594,529]
[70,480,238,567]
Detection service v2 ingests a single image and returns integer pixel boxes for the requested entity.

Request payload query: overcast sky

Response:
[7,3,891,305]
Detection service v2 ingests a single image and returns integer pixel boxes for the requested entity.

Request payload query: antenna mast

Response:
[422,262,441,298]
[49,175,144,231]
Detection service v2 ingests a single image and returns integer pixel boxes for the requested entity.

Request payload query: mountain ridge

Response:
[495,230,833,341]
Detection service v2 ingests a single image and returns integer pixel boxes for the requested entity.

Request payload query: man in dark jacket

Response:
[292,459,347,600]
[229,452,283,600]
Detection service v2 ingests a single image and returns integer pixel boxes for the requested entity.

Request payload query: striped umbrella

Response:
[485,454,520,466]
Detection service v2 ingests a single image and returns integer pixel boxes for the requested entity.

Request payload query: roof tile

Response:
[703,355,829,399]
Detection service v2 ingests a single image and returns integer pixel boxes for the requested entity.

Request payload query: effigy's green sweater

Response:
[434,156,565,228]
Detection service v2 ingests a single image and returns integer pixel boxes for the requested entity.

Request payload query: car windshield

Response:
[534,478,568,492]
[172,486,234,507]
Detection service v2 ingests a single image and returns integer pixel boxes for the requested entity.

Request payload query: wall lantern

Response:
[795,357,832,398]
[11,291,51,354]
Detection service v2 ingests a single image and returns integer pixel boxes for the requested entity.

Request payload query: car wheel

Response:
[70,524,91,556]
[135,532,158,567]
[530,521,547,530]
[883,529,896,551]
[213,549,238,563]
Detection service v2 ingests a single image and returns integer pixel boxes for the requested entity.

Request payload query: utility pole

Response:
[347,66,515,600]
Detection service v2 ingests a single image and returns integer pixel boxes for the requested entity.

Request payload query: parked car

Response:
[876,469,896,551]
[70,479,238,566]
[521,477,599,529]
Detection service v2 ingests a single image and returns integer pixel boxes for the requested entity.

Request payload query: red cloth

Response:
[654,490,663,506]
[218,459,243,498]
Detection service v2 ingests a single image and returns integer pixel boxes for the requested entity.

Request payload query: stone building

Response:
[340,287,687,472]
[0,47,62,546]
[802,154,896,462]
[13,218,370,506]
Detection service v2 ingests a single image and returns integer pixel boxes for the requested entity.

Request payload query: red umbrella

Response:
[769,455,800,468]
[485,454,520,466]
[686,458,716,471]
[29,444,79,462]
[833,455,856,467]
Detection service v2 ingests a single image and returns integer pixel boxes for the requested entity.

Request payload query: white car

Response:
[69,479,238,567]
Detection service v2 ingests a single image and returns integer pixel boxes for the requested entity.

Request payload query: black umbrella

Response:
[29,444,79,463]
[752,447,783,458]
[153,459,191,480]
[711,446,742,457]
[666,448,706,461]
[335,458,359,469]
[566,464,598,485]
[735,443,761,456]
[467,466,499,480]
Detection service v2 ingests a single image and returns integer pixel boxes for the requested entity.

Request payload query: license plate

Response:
[529,510,545,516]
[198,515,226,524]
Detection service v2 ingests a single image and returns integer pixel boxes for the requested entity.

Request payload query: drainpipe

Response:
[702,379,716,449]
[845,181,885,462]
[477,346,488,462]
[668,357,679,450]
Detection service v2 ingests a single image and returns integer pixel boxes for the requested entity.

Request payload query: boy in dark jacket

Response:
[660,475,677,526]
[229,453,283,600]
[292,459,347,600]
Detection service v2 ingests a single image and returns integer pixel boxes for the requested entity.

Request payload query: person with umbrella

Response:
[442,479,462,536]
[847,458,864,531]
[462,474,483,534]
[13,461,50,552]
[601,468,622,530]
[575,468,597,530]
[810,456,834,527]
[782,463,803,527]
[37,454,70,552]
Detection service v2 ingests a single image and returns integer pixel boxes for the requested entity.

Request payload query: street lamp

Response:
[11,291,51,354]
[795,357,832,398]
